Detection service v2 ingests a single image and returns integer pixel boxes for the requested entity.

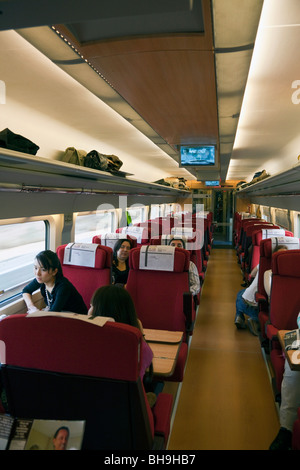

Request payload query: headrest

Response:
[139,245,175,271]
[272,250,300,277]
[63,243,98,267]
[26,311,115,327]
[130,246,190,272]
[270,236,300,251]
[58,243,111,269]
[262,228,285,239]
[246,224,278,235]
[171,227,204,249]
[93,233,136,250]
[261,237,300,258]
[121,226,148,243]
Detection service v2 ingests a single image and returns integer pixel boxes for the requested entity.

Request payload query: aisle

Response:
[167,248,279,450]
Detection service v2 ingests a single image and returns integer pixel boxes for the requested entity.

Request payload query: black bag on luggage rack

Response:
[84,150,109,171]
[0,128,39,155]
[84,150,123,174]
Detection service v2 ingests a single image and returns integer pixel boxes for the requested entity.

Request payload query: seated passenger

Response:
[263,245,288,300]
[88,285,153,380]
[270,313,300,450]
[22,250,87,315]
[234,245,288,336]
[112,238,132,286]
[168,238,200,297]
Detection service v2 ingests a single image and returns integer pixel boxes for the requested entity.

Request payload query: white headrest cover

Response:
[262,228,285,239]
[63,243,98,267]
[139,245,175,271]
[122,226,146,243]
[271,236,300,251]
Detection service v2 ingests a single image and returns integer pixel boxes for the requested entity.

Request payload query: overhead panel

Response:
[212,0,264,182]
[52,0,219,179]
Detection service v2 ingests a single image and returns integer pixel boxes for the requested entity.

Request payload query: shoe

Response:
[235,316,246,330]
[146,392,157,408]
[247,318,260,336]
[269,427,292,450]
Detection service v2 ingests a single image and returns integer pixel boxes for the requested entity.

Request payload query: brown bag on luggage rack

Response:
[61,147,87,166]
[106,154,123,172]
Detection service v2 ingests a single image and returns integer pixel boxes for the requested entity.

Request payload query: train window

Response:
[150,204,163,219]
[74,211,115,243]
[126,206,146,225]
[295,213,300,237]
[165,203,182,216]
[274,208,290,230]
[0,220,47,305]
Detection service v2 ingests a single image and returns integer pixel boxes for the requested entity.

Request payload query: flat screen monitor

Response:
[180,145,215,166]
[205,180,220,187]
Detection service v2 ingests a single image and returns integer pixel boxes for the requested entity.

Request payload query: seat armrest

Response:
[152,393,173,444]
[255,292,268,310]
[183,292,194,334]
[266,323,279,341]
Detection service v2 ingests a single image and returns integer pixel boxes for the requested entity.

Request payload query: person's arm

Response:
[189,262,200,295]
[264,269,272,298]
[22,279,41,313]
[250,264,258,279]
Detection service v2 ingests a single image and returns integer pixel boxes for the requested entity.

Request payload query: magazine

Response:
[284,329,300,351]
[0,415,85,450]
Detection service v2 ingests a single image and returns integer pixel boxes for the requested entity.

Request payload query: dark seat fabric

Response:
[0,314,172,450]
[292,408,300,450]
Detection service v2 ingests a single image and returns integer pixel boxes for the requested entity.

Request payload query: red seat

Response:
[242,224,279,278]
[0,314,173,449]
[257,237,299,343]
[150,232,204,298]
[92,233,137,249]
[266,250,300,394]
[56,243,112,309]
[116,226,150,245]
[126,246,193,381]
[250,228,293,279]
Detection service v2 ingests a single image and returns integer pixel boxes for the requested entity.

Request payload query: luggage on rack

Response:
[0,128,39,155]
[61,147,87,166]
[84,150,123,174]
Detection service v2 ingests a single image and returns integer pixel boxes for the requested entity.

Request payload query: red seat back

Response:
[0,314,161,449]
[92,233,137,249]
[56,243,112,309]
[269,249,300,331]
[127,246,191,333]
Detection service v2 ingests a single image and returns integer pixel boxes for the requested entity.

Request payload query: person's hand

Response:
[27,306,39,313]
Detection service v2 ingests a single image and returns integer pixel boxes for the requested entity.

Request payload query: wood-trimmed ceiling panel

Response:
[54,1,218,150]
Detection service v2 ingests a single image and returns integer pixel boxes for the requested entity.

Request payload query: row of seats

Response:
[0,212,214,449]
[234,212,300,450]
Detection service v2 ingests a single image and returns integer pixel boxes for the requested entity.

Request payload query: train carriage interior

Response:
[0,0,300,451]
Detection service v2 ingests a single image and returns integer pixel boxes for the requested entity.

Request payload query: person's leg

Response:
[235,290,247,328]
[244,304,260,336]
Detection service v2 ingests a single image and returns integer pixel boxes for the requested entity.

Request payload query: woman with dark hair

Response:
[22,250,87,315]
[112,238,132,286]
[89,285,153,379]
